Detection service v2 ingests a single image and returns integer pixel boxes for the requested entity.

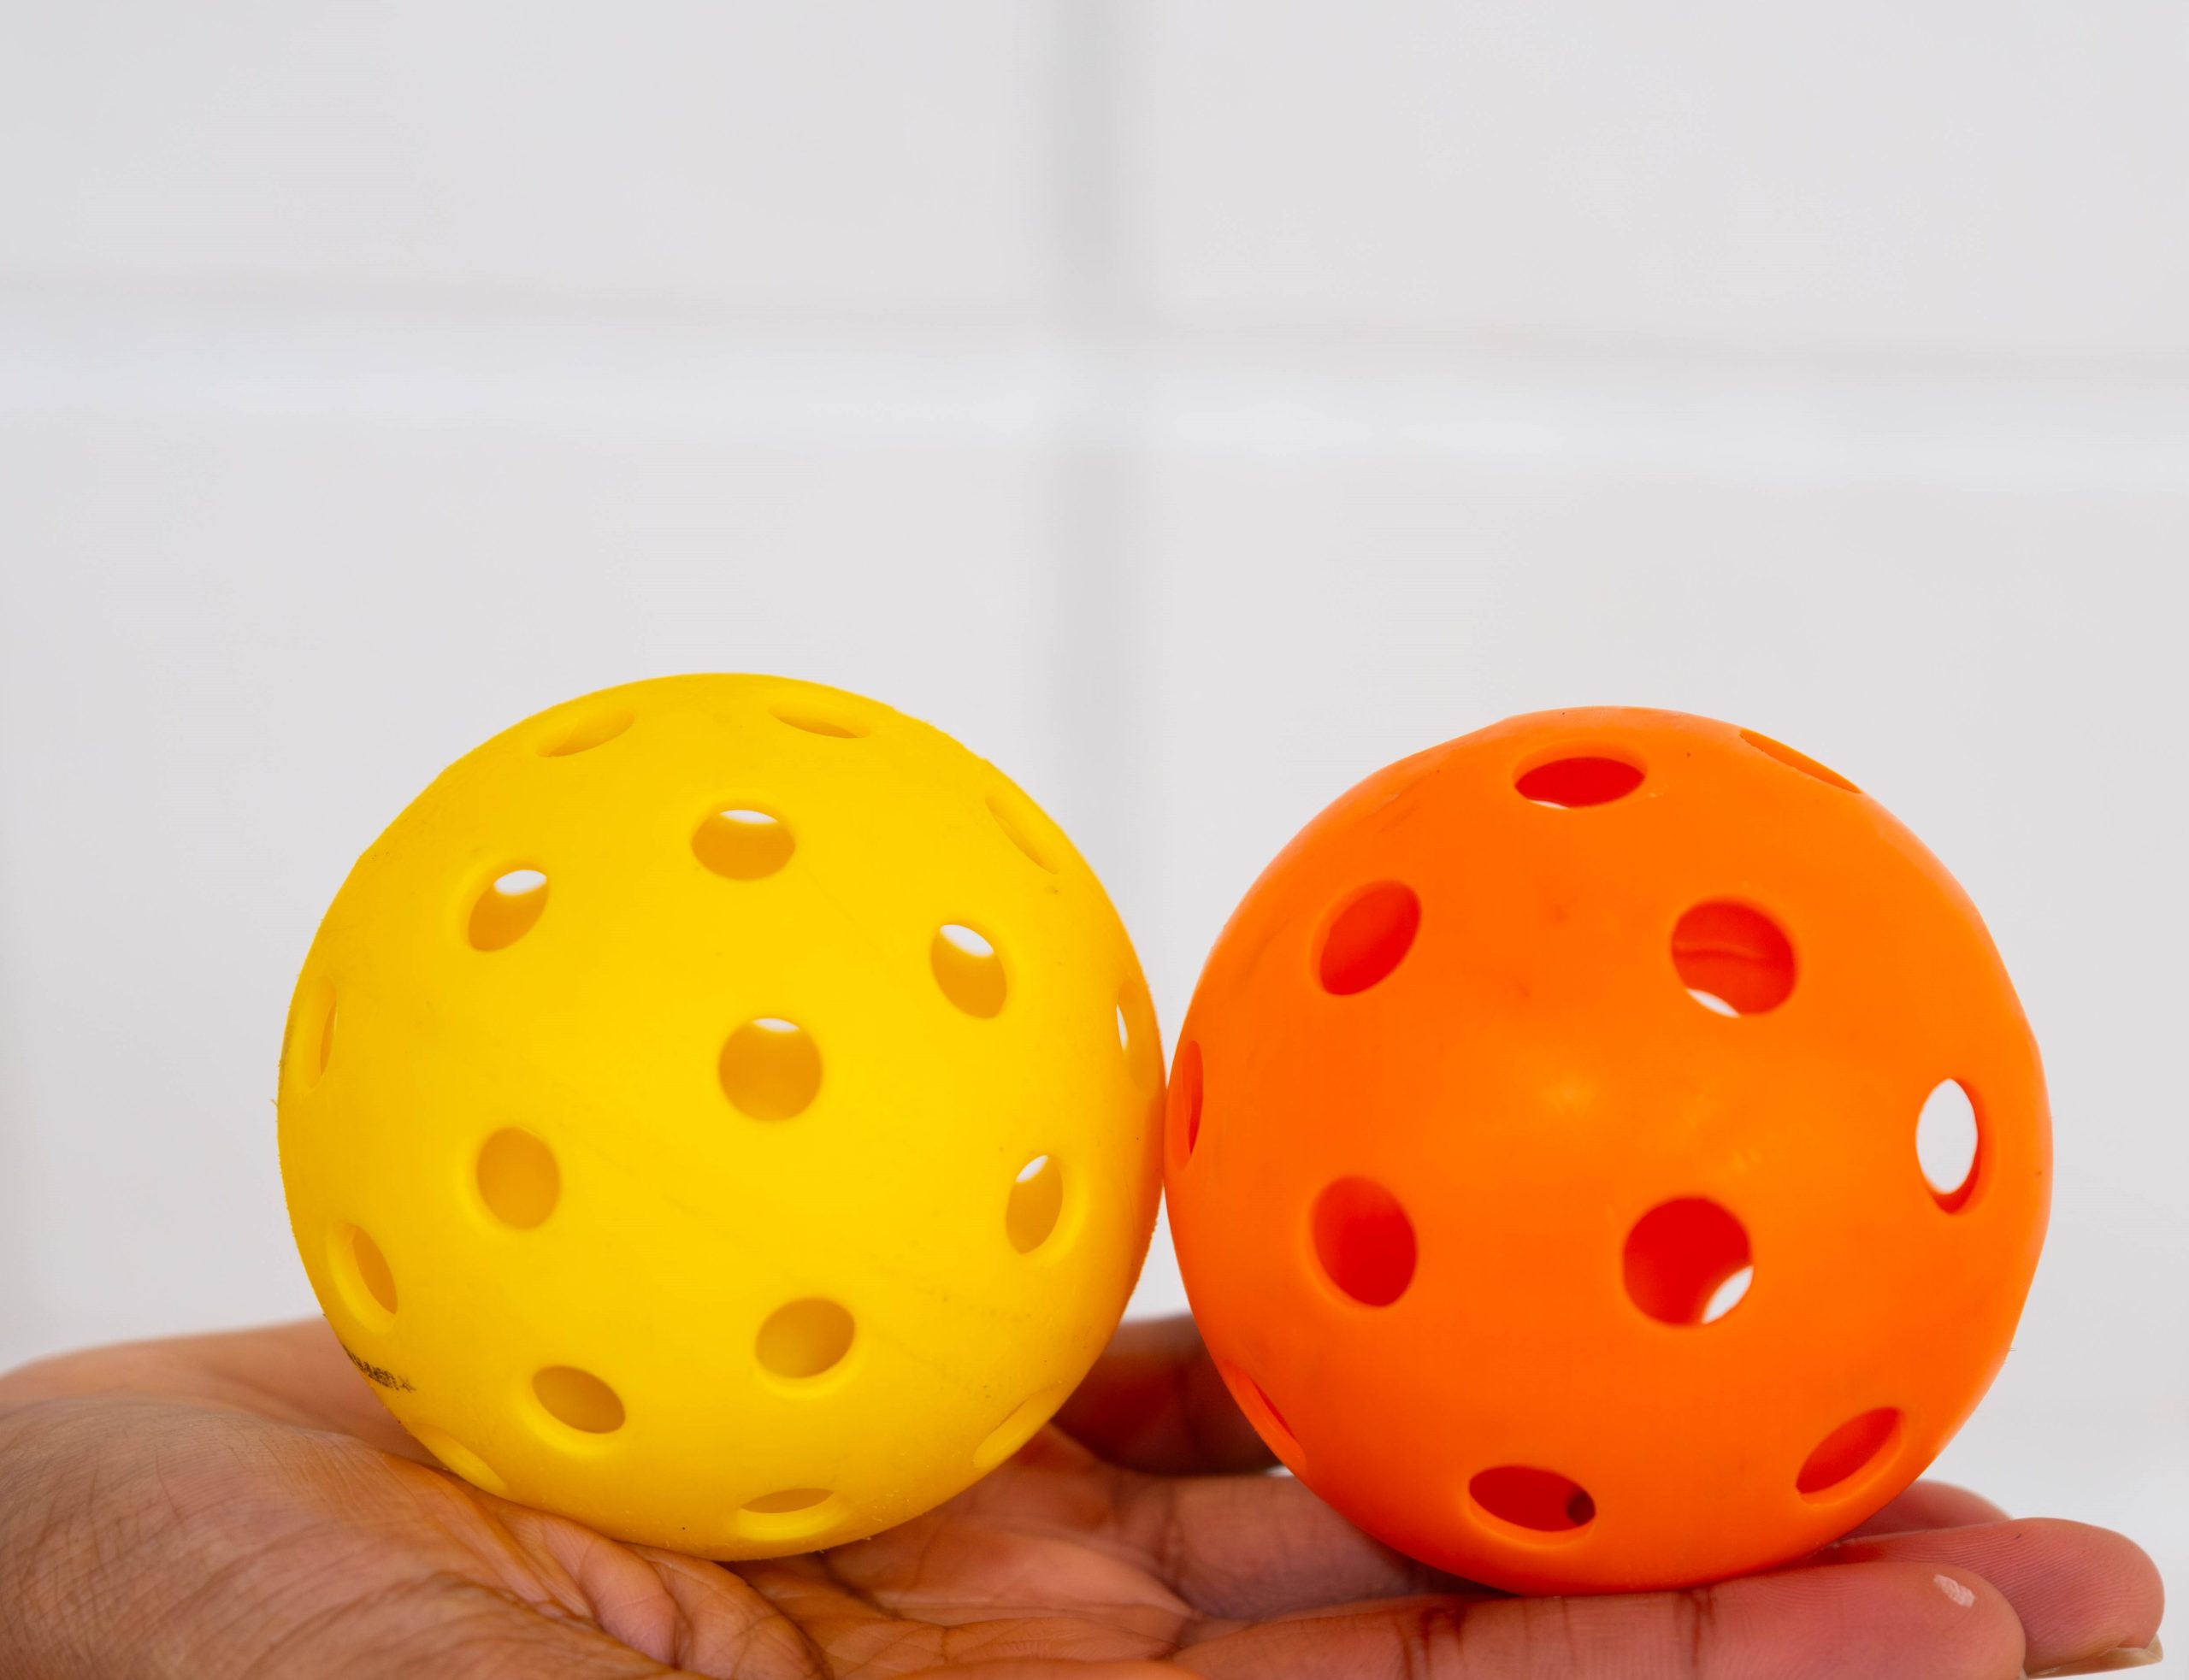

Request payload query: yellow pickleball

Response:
[276,674,1164,1554]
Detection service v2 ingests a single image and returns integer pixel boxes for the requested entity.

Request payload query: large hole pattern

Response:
[286,978,337,1093]
[1797,1406,1902,1500]
[973,1384,1071,1471]
[1319,881,1421,995]
[330,1223,398,1326]
[693,808,794,881]
[1006,1154,1064,1253]
[932,923,1006,1017]
[770,699,870,739]
[1312,1178,1418,1306]
[986,785,1059,874]
[1741,728,1860,794]
[538,705,634,758]
[1670,901,1795,1016]
[755,1299,855,1380]
[1169,1040,1204,1163]
[533,1366,625,1435]
[720,1019,822,1120]
[1515,754,1645,808]
[1469,1466,1596,1534]
[476,1129,559,1229]
[1917,1080,1981,1210]
[468,869,549,952]
[1623,1198,1753,1326]
[736,1488,845,1541]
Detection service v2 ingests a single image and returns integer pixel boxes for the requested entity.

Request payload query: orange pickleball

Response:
[1165,708,2049,1594]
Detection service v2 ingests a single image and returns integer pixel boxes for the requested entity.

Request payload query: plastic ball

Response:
[1164,707,2048,1595]
[277,674,1164,1555]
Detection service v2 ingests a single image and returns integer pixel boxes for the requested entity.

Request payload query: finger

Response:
[1844,1480,2009,1537]
[1175,1559,2026,1679]
[903,1665,1177,1679]
[0,1318,423,1456]
[1102,1465,1469,1617]
[1053,1317,1275,1476]
[1827,1518,2163,1677]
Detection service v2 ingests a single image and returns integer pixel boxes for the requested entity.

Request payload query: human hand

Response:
[0,1317,2162,1677]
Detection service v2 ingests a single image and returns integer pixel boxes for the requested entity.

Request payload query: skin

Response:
[0,1317,2162,1678]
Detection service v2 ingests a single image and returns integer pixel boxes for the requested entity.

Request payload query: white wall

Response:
[3,0,2183,1595]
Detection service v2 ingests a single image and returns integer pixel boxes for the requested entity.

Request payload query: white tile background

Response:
[2,0,2183,1607]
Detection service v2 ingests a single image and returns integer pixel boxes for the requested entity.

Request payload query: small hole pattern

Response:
[279,677,1160,1562]
[1161,709,2035,1595]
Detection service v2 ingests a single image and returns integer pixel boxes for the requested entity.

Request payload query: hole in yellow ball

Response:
[533,1366,625,1435]
[718,1018,822,1120]
[693,808,794,881]
[410,1424,508,1496]
[755,1299,854,1381]
[1006,1154,1064,1253]
[985,785,1058,875]
[468,869,549,952]
[973,1384,1071,1471]
[286,977,338,1093]
[476,1129,559,1230]
[735,1488,846,1542]
[931,923,1006,1017]
[329,1223,398,1327]
[770,699,869,739]
[537,704,634,757]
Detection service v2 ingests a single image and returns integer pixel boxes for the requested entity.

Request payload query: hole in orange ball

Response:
[1469,1465,1596,1533]
[1670,900,1795,1016]
[1797,1406,1902,1499]
[1218,1360,1303,1467]
[1170,1040,1205,1162]
[1740,727,1860,793]
[1917,1079,1981,1210]
[1312,1177,1417,1306]
[1623,1198,1753,1326]
[1318,881,1421,996]
[1514,753,1644,808]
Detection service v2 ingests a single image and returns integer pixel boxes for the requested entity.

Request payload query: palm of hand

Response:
[0,1323,2161,1679]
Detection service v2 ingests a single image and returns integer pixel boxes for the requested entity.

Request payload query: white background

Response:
[2,0,2183,1604]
